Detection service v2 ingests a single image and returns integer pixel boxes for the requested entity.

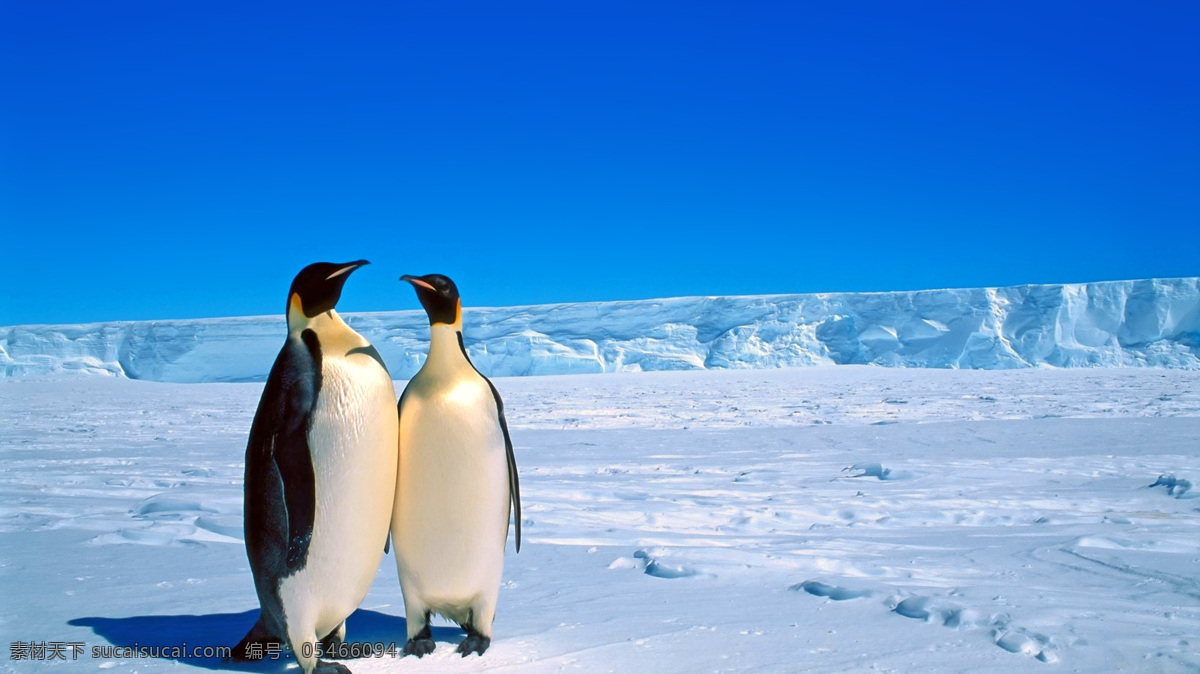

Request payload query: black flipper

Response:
[457,332,522,552]
[242,327,322,637]
[280,329,322,569]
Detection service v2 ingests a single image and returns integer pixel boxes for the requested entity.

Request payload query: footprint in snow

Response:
[889,596,984,630]
[843,463,914,481]
[634,550,700,579]
[794,582,1057,662]
[609,550,706,579]
[788,581,871,601]
[1148,475,1195,499]
[194,515,243,540]
[890,597,1057,661]
[892,596,937,620]
[89,493,238,548]
[131,494,215,519]
[992,617,1058,663]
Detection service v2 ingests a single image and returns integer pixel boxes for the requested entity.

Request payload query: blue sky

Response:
[2,1,1197,325]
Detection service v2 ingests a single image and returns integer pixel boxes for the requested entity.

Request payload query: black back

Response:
[243,329,322,635]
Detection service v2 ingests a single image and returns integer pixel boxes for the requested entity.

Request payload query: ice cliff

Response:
[2,278,1198,382]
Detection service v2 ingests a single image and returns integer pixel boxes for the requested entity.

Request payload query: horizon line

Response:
[3,275,1195,330]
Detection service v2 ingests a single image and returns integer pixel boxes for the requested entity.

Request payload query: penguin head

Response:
[286,260,369,331]
[401,273,460,326]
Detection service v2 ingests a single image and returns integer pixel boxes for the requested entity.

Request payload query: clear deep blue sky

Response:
[2,1,1197,325]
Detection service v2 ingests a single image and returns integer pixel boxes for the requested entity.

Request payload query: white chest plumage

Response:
[392,325,511,629]
[278,316,398,640]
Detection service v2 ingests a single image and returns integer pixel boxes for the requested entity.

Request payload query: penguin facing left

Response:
[233,260,398,674]
[391,273,521,659]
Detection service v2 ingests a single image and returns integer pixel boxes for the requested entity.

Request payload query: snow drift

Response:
[2,277,1198,382]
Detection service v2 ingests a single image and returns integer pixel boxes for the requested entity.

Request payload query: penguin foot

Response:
[228,638,283,662]
[456,634,490,657]
[320,631,344,655]
[229,619,283,661]
[403,638,436,658]
[403,612,435,657]
[313,659,352,674]
[321,635,344,649]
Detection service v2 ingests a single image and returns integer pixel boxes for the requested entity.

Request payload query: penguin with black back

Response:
[391,273,521,658]
[233,260,398,674]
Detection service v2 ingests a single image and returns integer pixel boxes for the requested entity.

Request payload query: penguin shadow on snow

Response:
[69,609,465,671]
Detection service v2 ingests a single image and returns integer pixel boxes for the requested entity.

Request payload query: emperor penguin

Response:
[234,260,398,674]
[391,273,521,658]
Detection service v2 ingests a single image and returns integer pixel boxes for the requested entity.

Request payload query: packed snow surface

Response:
[3,366,1200,672]
[3,277,1199,381]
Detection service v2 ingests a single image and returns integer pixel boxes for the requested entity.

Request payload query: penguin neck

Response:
[290,309,364,355]
[426,321,470,372]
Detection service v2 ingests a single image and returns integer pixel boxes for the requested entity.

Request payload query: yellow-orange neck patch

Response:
[287,293,306,331]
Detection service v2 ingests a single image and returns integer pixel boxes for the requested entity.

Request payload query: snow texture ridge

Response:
[2,277,1198,382]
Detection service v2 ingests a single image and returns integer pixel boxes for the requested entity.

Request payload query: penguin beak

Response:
[327,260,370,281]
[401,275,437,292]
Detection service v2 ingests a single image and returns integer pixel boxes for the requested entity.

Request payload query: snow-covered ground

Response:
[3,367,1200,672]
[4,277,1199,381]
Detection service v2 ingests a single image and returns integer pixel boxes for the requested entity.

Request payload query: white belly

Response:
[393,374,510,613]
[279,354,398,636]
